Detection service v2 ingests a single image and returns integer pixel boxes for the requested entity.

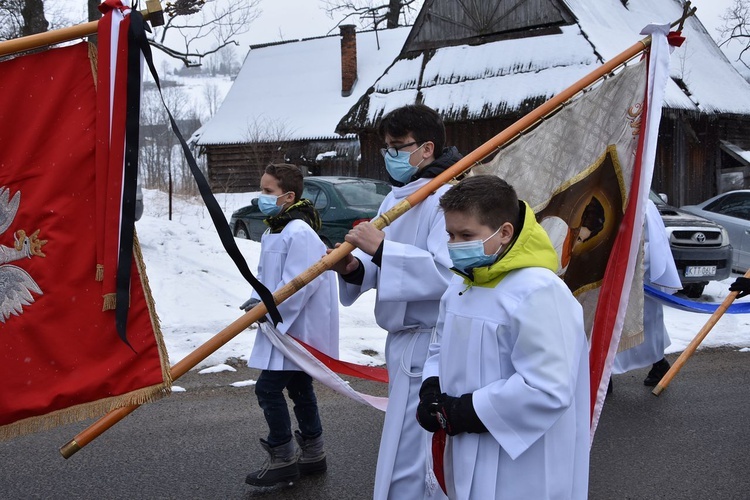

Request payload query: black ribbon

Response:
[114,10,282,343]
[112,18,143,349]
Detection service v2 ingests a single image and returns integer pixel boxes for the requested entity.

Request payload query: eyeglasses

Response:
[380,141,419,158]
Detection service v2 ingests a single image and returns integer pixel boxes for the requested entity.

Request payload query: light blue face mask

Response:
[447,227,503,273]
[383,144,424,184]
[257,193,288,216]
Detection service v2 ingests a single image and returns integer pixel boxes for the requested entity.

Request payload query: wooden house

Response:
[336,0,750,206]
[192,26,410,192]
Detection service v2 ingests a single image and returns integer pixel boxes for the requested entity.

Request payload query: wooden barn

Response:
[192,26,410,193]
[336,0,750,206]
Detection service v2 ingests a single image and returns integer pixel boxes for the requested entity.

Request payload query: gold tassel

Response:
[102,293,116,311]
[95,264,104,282]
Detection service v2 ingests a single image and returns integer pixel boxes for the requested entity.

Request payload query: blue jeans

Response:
[255,370,322,447]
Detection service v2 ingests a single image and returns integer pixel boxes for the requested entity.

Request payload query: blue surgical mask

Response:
[447,227,503,273]
[383,144,424,184]
[258,193,288,216]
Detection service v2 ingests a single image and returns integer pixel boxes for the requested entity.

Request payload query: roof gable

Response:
[337,0,750,133]
[405,0,575,51]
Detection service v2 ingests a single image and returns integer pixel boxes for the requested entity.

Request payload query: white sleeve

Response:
[337,247,379,306]
[377,206,453,303]
[272,224,324,334]
[422,299,447,381]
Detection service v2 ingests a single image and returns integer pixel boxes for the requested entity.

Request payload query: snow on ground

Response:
[137,188,749,378]
[137,188,387,371]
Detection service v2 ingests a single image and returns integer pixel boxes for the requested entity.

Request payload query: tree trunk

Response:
[21,0,49,36]
[88,0,102,44]
[386,0,402,29]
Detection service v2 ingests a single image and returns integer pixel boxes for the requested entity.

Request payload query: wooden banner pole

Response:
[652,267,750,396]
[0,0,164,58]
[60,30,667,458]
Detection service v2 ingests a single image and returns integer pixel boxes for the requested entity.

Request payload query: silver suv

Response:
[651,190,732,298]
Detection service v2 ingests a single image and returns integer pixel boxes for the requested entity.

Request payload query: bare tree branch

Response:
[152,0,261,67]
[2,0,258,69]
[718,0,750,70]
[322,0,422,31]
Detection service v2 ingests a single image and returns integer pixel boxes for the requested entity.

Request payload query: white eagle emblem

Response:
[0,187,47,323]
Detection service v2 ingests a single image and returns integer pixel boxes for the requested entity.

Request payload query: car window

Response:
[334,181,389,208]
[706,193,750,221]
[303,185,328,211]
[649,190,666,206]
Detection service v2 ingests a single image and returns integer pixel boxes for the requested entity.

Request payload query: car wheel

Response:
[681,283,705,299]
[235,222,249,239]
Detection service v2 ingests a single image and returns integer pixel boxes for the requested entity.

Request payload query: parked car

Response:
[651,190,733,298]
[680,190,750,273]
[135,185,144,221]
[230,176,392,247]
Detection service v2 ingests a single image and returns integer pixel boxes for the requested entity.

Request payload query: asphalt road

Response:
[1,348,749,499]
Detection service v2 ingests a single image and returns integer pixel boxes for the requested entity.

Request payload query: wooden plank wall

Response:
[205,139,361,192]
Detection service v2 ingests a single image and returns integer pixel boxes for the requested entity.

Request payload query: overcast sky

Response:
[241,0,734,44]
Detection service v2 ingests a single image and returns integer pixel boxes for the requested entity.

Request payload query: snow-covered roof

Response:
[337,0,750,131]
[193,27,410,146]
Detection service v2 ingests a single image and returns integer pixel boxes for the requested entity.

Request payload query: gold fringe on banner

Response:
[133,229,171,387]
[88,41,98,89]
[0,231,171,442]
[0,384,171,442]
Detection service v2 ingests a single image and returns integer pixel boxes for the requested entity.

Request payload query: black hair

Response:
[439,175,519,230]
[378,104,446,154]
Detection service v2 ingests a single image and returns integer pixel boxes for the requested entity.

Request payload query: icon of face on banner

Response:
[536,146,625,296]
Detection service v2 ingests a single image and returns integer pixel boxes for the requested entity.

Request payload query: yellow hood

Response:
[459,201,559,288]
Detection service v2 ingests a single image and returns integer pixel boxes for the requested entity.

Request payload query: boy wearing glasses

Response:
[330,104,462,499]
[418,175,590,499]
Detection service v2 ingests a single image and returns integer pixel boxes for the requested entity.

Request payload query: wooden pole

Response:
[652,268,750,396]
[60,34,657,458]
[0,0,164,58]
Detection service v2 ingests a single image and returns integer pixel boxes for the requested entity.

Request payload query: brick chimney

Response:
[340,25,358,97]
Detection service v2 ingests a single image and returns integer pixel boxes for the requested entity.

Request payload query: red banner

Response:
[0,42,170,440]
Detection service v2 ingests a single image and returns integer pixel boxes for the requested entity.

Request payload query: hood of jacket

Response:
[457,201,559,288]
[263,198,322,234]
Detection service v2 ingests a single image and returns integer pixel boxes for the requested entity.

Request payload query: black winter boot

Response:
[245,439,300,487]
[294,430,327,476]
[643,358,670,387]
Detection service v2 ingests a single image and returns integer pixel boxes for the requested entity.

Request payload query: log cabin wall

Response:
[205,139,360,192]
[654,112,720,207]
[205,143,283,193]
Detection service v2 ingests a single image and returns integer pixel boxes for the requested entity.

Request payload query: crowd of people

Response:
[238,103,750,499]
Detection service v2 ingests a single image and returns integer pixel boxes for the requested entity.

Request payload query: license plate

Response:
[684,265,717,277]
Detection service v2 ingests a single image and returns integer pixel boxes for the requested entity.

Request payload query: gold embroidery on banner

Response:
[0,187,46,323]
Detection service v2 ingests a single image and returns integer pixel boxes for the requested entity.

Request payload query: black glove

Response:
[416,377,442,433]
[434,393,488,436]
[729,277,750,299]
[239,297,267,322]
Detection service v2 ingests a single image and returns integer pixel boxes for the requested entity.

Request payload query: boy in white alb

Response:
[330,105,460,499]
[613,199,681,386]
[243,164,339,488]
[418,175,590,499]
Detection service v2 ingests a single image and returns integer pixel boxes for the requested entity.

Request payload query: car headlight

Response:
[721,227,730,246]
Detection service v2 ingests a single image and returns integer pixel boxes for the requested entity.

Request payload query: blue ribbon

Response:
[645,284,750,314]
